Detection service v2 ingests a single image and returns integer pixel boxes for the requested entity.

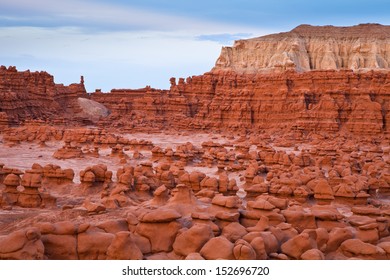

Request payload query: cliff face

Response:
[0,66,86,124]
[1,24,390,135]
[213,24,390,73]
[91,70,390,134]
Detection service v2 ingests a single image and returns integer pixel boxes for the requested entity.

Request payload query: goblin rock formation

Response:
[0,24,390,260]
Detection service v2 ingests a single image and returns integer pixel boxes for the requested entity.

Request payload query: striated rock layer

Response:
[0,66,87,125]
[92,70,390,134]
[213,24,390,73]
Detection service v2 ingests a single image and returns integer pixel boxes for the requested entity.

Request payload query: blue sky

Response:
[0,0,389,91]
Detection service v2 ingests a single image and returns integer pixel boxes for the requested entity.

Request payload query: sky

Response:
[0,0,389,92]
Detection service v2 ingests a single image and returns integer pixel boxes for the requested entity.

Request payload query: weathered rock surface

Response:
[0,228,44,260]
[0,66,86,124]
[213,24,390,73]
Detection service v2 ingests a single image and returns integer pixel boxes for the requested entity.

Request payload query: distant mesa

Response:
[213,23,390,73]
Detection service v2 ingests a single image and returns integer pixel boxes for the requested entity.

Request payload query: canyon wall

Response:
[91,70,390,134]
[0,66,87,125]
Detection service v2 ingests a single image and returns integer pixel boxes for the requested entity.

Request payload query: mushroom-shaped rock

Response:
[21,171,42,188]
[136,209,182,253]
[244,183,269,196]
[334,183,355,198]
[2,173,21,205]
[91,164,108,182]
[311,205,344,221]
[168,184,197,205]
[269,223,299,245]
[3,173,20,187]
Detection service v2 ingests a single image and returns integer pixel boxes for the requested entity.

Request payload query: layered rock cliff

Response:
[0,66,87,125]
[91,70,390,134]
[213,24,390,73]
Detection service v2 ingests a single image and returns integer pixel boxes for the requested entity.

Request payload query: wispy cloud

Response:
[0,0,264,34]
[0,26,225,90]
[196,33,254,44]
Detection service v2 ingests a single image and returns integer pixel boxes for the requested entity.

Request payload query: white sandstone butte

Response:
[213,23,390,73]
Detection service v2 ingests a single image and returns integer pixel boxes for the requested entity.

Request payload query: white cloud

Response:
[0,0,265,34]
[0,27,221,64]
[0,0,273,91]
[0,26,225,90]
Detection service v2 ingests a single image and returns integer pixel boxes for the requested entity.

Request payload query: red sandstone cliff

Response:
[91,70,390,134]
[0,66,87,125]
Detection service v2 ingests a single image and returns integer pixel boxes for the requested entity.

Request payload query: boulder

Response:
[106,231,143,260]
[0,228,44,260]
[173,224,214,256]
[281,232,317,259]
[339,239,386,259]
[233,239,256,260]
[200,236,234,260]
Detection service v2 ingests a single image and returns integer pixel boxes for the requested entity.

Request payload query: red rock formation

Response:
[0,65,86,124]
[90,70,390,135]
